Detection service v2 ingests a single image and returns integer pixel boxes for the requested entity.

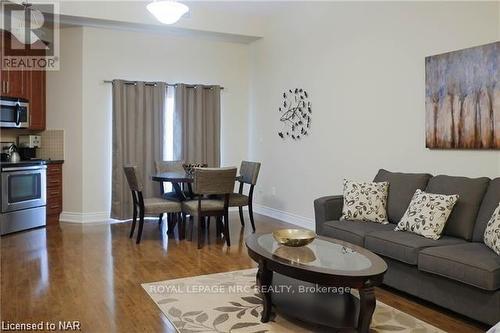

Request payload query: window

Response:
[163,86,175,161]
[162,87,175,193]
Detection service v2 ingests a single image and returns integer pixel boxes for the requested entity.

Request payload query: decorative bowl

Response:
[272,229,316,247]
[182,163,208,175]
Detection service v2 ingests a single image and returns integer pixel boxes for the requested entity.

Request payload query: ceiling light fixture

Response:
[147,0,189,25]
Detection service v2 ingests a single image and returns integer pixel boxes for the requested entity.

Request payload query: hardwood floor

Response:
[0,213,488,332]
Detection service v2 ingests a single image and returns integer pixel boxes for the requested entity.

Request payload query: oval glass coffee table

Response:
[245,233,387,333]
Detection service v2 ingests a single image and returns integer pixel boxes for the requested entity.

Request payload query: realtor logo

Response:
[1,2,60,70]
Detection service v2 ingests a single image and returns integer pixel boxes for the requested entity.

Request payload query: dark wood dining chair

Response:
[181,167,237,249]
[155,160,190,232]
[228,161,261,232]
[154,160,185,198]
[123,166,182,244]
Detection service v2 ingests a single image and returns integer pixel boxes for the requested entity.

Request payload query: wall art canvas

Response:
[425,41,499,149]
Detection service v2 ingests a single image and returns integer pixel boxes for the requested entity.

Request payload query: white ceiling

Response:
[186,1,286,16]
[28,0,290,42]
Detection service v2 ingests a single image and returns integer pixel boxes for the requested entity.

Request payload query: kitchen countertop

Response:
[0,159,64,168]
[44,159,64,164]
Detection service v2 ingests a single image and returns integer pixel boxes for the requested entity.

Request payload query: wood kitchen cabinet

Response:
[0,31,29,99]
[2,70,29,98]
[0,30,46,130]
[46,162,63,225]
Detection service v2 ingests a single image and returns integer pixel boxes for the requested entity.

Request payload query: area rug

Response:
[142,269,444,333]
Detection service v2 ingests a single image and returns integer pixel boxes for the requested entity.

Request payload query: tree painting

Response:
[425,41,499,149]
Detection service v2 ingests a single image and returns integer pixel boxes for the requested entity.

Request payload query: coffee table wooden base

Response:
[256,264,273,323]
[256,270,378,332]
[358,285,376,332]
[246,234,387,333]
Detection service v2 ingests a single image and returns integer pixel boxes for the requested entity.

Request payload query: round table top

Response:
[245,233,387,283]
[152,172,242,183]
[152,171,193,183]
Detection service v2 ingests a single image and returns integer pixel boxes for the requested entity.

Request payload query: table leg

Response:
[187,183,194,199]
[256,263,273,323]
[167,213,178,235]
[172,182,187,201]
[358,284,376,333]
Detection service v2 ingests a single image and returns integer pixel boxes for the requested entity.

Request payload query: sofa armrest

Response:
[314,195,343,234]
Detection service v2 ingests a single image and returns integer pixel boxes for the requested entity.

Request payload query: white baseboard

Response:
[59,211,110,224]
[59,207,313,228]
[253,204,315,231]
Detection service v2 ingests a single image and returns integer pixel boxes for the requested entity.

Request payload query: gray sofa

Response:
[314,169,500,325]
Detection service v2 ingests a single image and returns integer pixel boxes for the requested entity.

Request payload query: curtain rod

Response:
[103,80,224,90]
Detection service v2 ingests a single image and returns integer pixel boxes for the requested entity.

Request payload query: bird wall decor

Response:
[277,88,311,141]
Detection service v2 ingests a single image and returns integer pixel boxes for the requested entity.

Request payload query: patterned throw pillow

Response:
[484,203,500,256]
[395,189,459,240]
[341,180,389,223]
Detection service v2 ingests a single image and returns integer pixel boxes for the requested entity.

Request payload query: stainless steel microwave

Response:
[0,97,29,128]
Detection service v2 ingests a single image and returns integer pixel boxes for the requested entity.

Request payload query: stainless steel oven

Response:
[1,164,46,235]
[0,97,30,128]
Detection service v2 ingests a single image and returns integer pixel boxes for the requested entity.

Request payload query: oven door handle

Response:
[2,166,47,172]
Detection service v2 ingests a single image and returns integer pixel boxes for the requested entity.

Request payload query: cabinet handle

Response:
[6,81,8,93]
[1,81,5,93]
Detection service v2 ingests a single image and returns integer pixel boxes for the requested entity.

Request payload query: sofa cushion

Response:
[340,180,389,223]
[373,169,432,223]
[322,220,394,246]
[365,230,465,265]
[419,243,500,291]
[484,203,500,256]
[473,178,500,242]
[425,175,490,240]
[395,189,459,240]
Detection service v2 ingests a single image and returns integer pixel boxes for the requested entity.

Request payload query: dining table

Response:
[152,171,194,201]
[151,170,241,237]
[151,171,242,201]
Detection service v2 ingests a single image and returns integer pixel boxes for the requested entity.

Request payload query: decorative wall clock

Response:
[277,88,311,140]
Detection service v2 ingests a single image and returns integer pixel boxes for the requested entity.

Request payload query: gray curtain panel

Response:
[111,80,166,220]
[173,84,221,167]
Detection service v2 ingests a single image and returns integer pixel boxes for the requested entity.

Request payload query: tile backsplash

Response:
[37,129,64,160]
[0,128,30,142]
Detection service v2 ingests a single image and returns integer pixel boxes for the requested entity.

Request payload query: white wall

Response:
[249,1,500,227]
[48,2,500,225]
[46,27,84,214]
[48,26,250,221]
